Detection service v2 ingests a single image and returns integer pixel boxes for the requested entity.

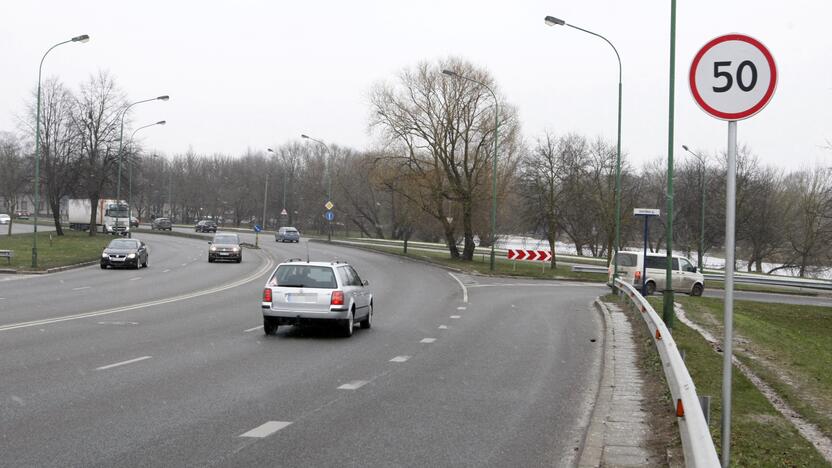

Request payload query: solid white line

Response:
[95,355,152,371]
[130,277,142,281]
[338,380,368,390]
[438,325,449,329]
[239,421,292,438]
[450,315,461,319]
[447,272,468,303]
[0,255,276,332]
[72,286,91,291]
[420,338,436,343]
[244,325,263,332]
[390,356,410,363]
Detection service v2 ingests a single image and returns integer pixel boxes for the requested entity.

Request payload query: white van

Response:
[609,251,704,296]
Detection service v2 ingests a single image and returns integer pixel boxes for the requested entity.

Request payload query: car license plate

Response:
[111,257,125,262]
[219,252,229,256]
[286,294,315,304]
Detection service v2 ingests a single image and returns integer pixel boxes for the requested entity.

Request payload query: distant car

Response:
[209,232,242,263]
[261,260,373,337]
[151,217,172,230]
[195,220,217,233]
[101,238,148,269]
[275,227,300,243]
[130,216,139,228]
[0,214,10,224]
[14,210,30,219]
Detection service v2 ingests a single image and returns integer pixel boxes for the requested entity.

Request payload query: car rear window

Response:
[271,265,337,289]
[614,252,637,267]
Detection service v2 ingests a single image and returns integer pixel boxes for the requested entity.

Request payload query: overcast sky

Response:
[2,1,830,169]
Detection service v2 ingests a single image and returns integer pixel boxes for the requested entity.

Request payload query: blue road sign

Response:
[254,224,262,232]
[325,211,335,221]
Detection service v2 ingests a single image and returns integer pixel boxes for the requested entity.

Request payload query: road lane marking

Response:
[438,325,449,329]
[390,356,410,363]
[181,263,187,266]
[163,269,170,273]
[338,380,368,390]
[244,325,263,332]
[239,421,293,438]
[457,306,467,310]
[97,321,139,326]
[447,272,468,303]
[0,253,276,332]
[72,286,91,291]
[450,315,461,319]
[130,277,142,281]
[420,338,436,343]
[95,355,152,371]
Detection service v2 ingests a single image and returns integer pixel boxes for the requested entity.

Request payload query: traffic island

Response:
[0,231,111,273]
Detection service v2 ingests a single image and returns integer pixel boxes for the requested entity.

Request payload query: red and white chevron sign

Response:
[507,249,552,262]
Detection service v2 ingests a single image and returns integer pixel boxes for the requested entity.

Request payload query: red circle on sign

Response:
[689,34,777,121]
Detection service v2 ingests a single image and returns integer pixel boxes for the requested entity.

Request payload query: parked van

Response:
[609,251,704,296]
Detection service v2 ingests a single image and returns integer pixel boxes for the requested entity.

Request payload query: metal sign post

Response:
[689,33,776,467]
[634,209,660,295]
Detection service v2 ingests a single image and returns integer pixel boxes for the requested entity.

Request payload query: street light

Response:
[682,145,707,271]
[545,15,622,290]
[441,69,500,271]
[301,134,333,242]
[31,34,90,268]
[267,148,289,223]
[127,121,166,236]
[116,95,169,233]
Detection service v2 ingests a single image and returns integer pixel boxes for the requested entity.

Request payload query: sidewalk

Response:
[580,299,677,467]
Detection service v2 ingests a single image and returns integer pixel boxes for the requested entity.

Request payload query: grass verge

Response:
[0,230,112,271]
[646,295,830,466]
[327,240,609,282]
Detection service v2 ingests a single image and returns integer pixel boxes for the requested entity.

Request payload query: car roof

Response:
[276,260,349,268]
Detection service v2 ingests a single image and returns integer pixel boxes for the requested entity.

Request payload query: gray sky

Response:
[2,0,830,169]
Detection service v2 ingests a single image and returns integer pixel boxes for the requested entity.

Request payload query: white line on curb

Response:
[447,272,468,303]
[95,355,152,371]
[239,421,292,438]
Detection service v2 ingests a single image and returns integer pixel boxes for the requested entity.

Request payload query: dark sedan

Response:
[195,220,217,232]
[208,233,242,263]
[101,238,148,269]
[151,217,172,230]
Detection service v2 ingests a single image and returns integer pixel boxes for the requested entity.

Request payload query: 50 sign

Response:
[690,34,777,120]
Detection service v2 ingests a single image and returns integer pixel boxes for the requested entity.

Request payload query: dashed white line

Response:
[95,355,152,371]
[338,380,368,390]
[457,306,467,310]
[420,338,436,343]
[129,277,142,281]
[390,356,411,363]
[72,286,91,291]
[244,325,263,333]
[438,325,449,329]
[450,315,461,319]
[447,272,468,303]
[181,263,187,266]
[239,421,293,438]
[163,269,170,273]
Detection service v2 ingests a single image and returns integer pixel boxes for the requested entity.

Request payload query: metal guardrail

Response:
[614,278,720,467]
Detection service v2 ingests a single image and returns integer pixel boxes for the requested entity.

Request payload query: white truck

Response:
[67,199,130,234]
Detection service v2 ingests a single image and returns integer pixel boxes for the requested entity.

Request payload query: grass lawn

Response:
[643,295,830,466]
[333,241,609,282]
[0,230,112,271]
[673,295,832,444]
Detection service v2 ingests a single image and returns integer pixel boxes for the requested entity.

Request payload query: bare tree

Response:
[0,133,29,235]
[518,132,562,267]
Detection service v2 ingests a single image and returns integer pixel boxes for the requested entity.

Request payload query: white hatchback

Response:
[261,260,373,337]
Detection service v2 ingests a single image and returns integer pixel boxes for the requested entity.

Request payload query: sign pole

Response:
[721,120,737,467]
[642,215,649,296]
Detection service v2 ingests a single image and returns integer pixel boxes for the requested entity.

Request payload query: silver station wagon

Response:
[261,260,373,337]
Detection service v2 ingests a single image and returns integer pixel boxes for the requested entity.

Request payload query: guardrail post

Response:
[700,395,711,426]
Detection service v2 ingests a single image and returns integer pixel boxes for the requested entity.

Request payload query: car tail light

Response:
[634,271,642,281]
[263,288,272,302]
[331,291,345,306]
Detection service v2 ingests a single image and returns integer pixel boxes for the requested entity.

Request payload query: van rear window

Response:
[615,253,637,267]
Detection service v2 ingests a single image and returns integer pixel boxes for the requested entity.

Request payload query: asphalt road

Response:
[1,229,606,467]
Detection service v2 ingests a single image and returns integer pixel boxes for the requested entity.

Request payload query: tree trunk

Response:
[547,228,557,269]
[441,220,460,259]
[461,198,475,261]
[88,195,99,236]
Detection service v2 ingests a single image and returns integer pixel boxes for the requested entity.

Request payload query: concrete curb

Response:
[3,260,99,275]
[576,299,614,467]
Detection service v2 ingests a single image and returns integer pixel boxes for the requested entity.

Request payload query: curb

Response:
[576,299,614,467]
[7,260,99,275]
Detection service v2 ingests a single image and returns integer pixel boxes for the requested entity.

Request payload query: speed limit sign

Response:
[689,34,777,121]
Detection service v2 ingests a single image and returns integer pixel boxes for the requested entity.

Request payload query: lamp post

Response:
[127,121,166,237]
[682,145,707,271]
[116,95,169,234]
[545,15,622,290]
[32,34,90,268]
[301,134,332,241]
[441,69,500,271]
[268,148,289,223]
